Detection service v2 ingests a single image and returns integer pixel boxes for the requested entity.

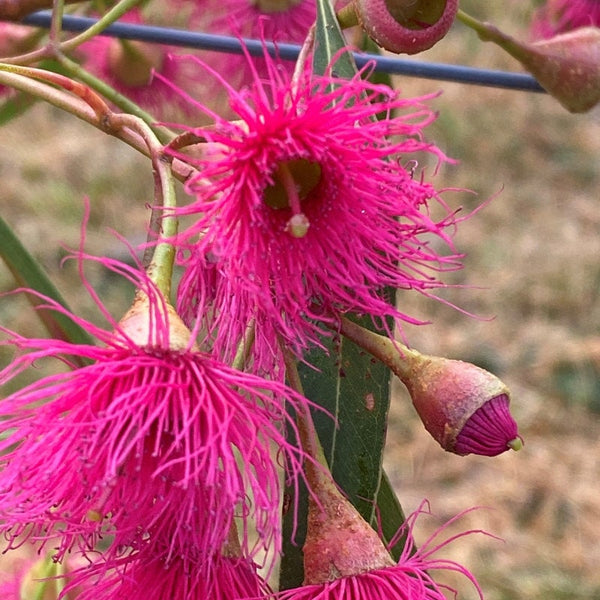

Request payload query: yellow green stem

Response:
[456,9,529,61]
[232,319,256,371]
[337,316,421,381]
[83,109,178,298]
[336,3,359,29]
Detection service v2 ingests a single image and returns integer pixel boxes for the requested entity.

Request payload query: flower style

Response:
[0,248,313,570]
[169,52,461,369]
[531,0,600,39]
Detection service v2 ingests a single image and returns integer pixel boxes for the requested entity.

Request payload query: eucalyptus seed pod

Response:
[353,0,459,54]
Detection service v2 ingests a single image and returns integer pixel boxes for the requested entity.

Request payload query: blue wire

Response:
[21,10,545,93]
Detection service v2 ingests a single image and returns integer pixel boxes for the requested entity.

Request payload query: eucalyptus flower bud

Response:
[352,0,458,54]
[400,355,522,456]
[107,39,165,88]
[464,18,600,113]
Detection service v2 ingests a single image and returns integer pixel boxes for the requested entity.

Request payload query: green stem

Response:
[290,24,315,97]
[56,54,172,144]
[456,9,529,60]
[337,316,422,381]
[455,9,491,39]
[60,0,144,53]
[1,0,144,66]
[108,113,178,298]
[282,348,329,472]
[29,555,67,600]
[49,0,65,44]
[231,320,256,371]
[0,67,151,156]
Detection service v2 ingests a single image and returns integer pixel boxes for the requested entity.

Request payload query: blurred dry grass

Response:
[0,1,599,598]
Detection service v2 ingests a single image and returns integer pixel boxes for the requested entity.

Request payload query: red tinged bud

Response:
[401,355,522,456]
[335,317,522,458]
[460,14,600,113]
[303,469,395,584]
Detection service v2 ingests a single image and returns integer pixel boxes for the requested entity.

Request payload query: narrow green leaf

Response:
[0,215,94,353]
[303,317,392,523]
[313,0,357,78]
[375,470,410,562]
[281,6,409,586]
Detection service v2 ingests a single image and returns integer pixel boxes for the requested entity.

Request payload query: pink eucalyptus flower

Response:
[166,52,462,370]
[67,526,271,600]
[531,0,600,39]
[183,0,316,106]
[0,241,313,571]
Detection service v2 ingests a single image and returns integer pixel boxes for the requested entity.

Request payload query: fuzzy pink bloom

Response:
[274,502,486,600]
[531,0,600,39]
[68,542,271,600]
[192,0,316,42]
[183,0,316,100]
[167,53,462,369]
[77,10,201,119]
[0,245,313,571]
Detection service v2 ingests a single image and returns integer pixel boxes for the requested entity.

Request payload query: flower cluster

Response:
[0,9,522,596]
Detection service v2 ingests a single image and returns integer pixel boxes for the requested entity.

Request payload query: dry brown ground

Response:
[1,2,599,599]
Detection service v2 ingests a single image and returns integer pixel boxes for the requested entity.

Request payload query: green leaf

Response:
[280,313,409,588]
[0,215,94,355]
[313,0,357,79]
[376,469,410,561]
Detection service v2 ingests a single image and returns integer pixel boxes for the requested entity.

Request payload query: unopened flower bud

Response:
[400,355,521,456]
[468,19,600,113]
[107,39,165,88]
[352,0,458,54]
